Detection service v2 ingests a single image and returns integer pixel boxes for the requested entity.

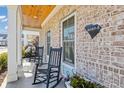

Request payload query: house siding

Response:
[40,5,124,88]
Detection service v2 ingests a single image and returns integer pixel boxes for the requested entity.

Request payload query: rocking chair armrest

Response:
[49,65,59,69]
[35,62,48,66]
[42,62,48,64]
[42,63,48,65]
[35,62,39,66]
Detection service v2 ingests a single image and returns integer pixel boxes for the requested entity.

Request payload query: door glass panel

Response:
[47,31,51,55]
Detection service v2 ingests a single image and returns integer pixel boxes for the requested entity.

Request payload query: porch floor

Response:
[6,59,66,88]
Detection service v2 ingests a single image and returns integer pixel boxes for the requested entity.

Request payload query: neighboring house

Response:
[0,34,7,46]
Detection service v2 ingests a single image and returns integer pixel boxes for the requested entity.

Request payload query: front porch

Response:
[6,59,65,88]
[6,5,66,88]
[6,5,124,88]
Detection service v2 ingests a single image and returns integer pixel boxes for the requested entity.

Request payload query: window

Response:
[63,16,75,64]
[47,31,51,55]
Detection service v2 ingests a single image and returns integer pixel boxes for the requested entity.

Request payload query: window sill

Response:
[63,61,74,67]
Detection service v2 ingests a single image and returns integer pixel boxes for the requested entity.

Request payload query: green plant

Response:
[70,75,104,88]
[0,52,7,70]
[25,51,32,58]
[70,75,85,88]
[83,81,97,88]
[22,47,25,58]
[22,47,32,58]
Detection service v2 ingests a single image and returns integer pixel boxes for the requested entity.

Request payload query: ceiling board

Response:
[21,5,56,29]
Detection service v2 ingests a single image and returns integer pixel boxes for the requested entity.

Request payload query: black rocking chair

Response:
[30,47,44,63]
[32,47,62,88]
[29,47,37,62]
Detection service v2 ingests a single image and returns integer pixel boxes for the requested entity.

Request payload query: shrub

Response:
[70,75,104,88]
[24,51,32,58]
[0,52,7,70]
[22,47,32,58]
[22,47,25,58]
[70,75,85,88]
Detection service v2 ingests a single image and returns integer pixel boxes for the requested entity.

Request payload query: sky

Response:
[0,6,7,34]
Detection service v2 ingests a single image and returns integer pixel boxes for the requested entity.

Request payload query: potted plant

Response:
[65,74,104,88]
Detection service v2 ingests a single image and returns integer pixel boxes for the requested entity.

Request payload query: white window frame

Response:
[61,12,77,76]
[46,30,51,62]
[46,31,51,55]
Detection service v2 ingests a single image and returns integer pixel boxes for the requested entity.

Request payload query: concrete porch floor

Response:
[6,59,66,88]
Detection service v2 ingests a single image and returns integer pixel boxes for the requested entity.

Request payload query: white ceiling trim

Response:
[23,27,41,32]
[41,5,63,27]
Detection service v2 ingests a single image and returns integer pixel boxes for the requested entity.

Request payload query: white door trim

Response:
[46,30,52,62]
[60,12,77,76]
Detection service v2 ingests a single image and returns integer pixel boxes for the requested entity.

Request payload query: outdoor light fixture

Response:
[85,24,102,39]
[33,16,38,19]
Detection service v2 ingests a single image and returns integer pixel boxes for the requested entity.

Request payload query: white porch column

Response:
[17,7,22,65]
[7,6,18,82]
[23,33,28,47]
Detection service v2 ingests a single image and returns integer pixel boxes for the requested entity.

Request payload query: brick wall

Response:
[40,5,124,87]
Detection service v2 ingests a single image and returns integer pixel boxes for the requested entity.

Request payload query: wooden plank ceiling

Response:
[21,5,56,29]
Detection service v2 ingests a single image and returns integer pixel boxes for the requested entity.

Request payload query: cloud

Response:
[1,18,8,22]
[0,6,6,8]
[0,16,6,19]
[4,26,8,30]
[0,29,7,34]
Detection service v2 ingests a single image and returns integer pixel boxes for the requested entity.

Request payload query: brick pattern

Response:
[40,5,124,88]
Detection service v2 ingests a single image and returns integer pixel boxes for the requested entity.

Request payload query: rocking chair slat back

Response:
[37,47,44,57]
[35,47,44,64]
[48,47,62,67]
